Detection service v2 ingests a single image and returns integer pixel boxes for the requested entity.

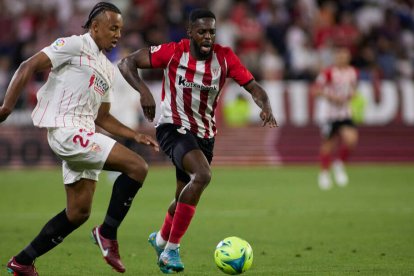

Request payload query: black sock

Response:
[100,174,142,240]
[15,209,78,265]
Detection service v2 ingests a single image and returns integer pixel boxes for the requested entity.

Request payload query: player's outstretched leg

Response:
[91,225,125,273]
[7,208,80,276]
[6,257,38,276]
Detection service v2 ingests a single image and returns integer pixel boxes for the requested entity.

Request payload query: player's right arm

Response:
[118,48,156,122]
[0,52,52,122]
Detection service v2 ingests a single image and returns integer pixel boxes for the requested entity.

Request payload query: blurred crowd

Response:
[1,0,414,110]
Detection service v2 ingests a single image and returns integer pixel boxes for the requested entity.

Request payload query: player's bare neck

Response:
[89,31,103,51]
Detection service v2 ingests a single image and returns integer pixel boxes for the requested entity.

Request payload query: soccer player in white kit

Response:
[313,46,359,190]
[0,2,159,275]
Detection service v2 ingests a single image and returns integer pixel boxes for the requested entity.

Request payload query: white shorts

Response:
[47,127,116,184]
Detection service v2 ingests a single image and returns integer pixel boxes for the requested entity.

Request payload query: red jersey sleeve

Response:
[224,47,254,86]
[149,42,177,68]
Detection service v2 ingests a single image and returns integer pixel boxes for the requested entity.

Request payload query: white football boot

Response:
[332,160,348,187]
[318,170,332,190]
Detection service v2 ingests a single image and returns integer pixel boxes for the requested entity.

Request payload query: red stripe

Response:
[63,92,73,127]
[168,52,183,125]
[37,101,50,125]
[199,55,213,138]
[216,51,227,91]
[211,52,228,135]
[57,90,67,126]
[31,97,42,120]
[161,78,166,101]
[73,92,84,127]
[183,55,198,134]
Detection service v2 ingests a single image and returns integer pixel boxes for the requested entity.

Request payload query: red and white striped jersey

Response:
[150,39,254,138]
[31,33,114,131]
[316,66,358,121]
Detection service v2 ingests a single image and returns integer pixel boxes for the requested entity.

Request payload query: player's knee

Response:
[131,159,148,183]
[68,207,91,225]
[193,169,212,186]
[345,135,358,148]
[122,156,148,183]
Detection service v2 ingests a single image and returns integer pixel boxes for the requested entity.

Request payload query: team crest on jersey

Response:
[89,74,109,96]
[150,45,161,53]
[212,67,220,77]
[52,38,66,50]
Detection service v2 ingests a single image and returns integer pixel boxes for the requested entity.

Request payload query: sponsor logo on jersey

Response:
[52,38,66,50]
[178,75,218,92]
[150,45,161,53]
[89,74,109,95]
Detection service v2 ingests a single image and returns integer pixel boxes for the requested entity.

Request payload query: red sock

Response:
[339,145,350,162]
[160,212,173,241]
[168,202,196,244]
[320,153,331,170]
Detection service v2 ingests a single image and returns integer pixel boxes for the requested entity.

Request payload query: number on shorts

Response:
[72,129,94,148]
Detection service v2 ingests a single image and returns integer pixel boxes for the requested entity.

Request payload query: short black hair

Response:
[82,2,121,29]
[189,9,216,23]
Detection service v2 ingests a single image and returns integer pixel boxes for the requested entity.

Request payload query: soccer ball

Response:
[214,236,253,275]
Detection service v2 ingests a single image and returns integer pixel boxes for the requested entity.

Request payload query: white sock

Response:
[164,242,180,251]
[156,231,167,248]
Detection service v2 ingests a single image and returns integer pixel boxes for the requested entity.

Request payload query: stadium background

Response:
[0,0,413,167]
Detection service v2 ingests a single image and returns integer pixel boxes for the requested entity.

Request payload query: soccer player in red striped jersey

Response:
[313,47,359,190]
[118,9,277,274]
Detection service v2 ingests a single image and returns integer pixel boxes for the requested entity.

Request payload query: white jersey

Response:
[31,33,115,131]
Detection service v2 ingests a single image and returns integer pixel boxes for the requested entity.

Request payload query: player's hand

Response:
[140,93,156,122]
[260,109,277,128]
[0,106,12,123]
[134,133,159,152]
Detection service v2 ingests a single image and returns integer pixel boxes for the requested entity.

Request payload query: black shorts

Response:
[156,123,215,183]
[320,119,356,139]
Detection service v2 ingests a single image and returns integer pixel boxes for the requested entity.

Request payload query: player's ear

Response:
[91,19,99,33]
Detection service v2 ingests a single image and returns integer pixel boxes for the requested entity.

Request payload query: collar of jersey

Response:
[84,32,101,55]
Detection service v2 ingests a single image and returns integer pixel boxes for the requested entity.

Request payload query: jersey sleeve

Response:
[149,42,177,68]
[102,87,114,103]
[102,66,115,103]
[224,48,254,86]
[41,35,82,69]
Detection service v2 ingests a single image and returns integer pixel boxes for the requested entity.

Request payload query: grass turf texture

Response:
[0,165,413,275]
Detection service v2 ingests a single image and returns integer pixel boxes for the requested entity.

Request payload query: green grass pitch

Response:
[1,165,413,275]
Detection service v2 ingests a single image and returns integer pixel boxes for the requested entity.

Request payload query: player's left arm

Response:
[95,102,159,151]
[244,80,278,128]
